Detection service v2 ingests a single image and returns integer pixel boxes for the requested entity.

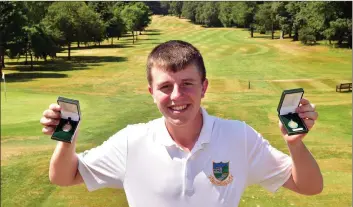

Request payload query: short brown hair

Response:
[146,40,206,85]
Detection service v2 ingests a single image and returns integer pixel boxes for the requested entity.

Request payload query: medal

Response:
[288,119,298,129]
[62,118,72,132]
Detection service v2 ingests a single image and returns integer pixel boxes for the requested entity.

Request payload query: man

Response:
[40,40,323,207]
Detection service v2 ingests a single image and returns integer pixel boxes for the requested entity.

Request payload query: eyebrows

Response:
[156,78,197,86]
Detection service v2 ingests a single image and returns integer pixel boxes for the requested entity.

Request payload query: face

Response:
[148,64,208,127]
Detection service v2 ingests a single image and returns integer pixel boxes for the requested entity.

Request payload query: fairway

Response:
[1,15,351,207]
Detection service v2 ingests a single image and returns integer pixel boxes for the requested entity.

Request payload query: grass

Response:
[1,15,352,207]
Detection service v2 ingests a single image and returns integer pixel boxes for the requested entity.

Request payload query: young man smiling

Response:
[41,40,323,207]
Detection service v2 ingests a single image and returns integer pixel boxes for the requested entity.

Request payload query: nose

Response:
[170,84,183,100]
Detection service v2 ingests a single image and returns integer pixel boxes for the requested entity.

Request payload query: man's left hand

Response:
[279,98,318,145]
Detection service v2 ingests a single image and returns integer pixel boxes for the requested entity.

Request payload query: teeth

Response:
[171,105,187,111]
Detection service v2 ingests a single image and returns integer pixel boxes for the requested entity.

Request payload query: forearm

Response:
[287,140,323,195]
[49,141,79,186]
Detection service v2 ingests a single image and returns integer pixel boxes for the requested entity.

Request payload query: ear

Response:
[148,85,153,95]
[201,78,208,98]
[148,85,157,103]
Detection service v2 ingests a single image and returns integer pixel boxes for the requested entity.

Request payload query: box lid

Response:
[57,96,80,121]
[277,88,304,115]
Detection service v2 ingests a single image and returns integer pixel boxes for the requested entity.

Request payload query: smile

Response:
[169,104,189,112]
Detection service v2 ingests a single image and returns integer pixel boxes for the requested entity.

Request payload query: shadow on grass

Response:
[251,35,280,40]
[70,44,133,51]
[5,56,127,73]
[3,72,68,83]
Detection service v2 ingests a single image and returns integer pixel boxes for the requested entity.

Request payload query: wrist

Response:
[286,138,304,148]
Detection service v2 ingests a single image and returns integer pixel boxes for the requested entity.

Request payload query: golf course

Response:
[1,15,351,207]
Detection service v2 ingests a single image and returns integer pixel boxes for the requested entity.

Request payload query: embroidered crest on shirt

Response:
[208,161,233,186]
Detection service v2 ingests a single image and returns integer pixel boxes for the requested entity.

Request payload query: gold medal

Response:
[62,118,72,132]
[288,119,298,129]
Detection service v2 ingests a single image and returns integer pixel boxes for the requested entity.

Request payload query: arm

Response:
[41,103,83,186]
[280,98,323,195]
[49,141,83,186]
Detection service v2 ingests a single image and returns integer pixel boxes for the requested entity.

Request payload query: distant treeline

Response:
[1,1,351,73]
[148,2,352,47]
[0,2,152,71]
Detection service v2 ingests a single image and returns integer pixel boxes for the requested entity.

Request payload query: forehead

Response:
[151,65,201,84]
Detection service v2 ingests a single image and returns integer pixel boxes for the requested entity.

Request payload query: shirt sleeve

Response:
[245,123,293,193]
[77,126,129,191]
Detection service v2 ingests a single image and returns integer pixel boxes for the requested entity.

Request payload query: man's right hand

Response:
[40,103,61,135]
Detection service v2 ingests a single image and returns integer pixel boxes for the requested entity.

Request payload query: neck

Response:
[165,109,203,152]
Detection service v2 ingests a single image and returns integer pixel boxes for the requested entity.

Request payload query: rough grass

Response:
[1,15,351,206]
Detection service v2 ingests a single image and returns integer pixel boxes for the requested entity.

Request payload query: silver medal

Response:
[288,119,298,129]
[62,121,72,132]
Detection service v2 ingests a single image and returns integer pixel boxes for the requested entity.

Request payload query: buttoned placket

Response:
[182,143,204,196]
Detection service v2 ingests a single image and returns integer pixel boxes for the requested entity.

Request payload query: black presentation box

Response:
[51,97,81,143]
[277,88,308,136]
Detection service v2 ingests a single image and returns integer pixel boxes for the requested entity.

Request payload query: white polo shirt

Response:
[77,108,292,207]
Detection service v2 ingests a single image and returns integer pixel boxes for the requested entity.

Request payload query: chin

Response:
[167,118,189,127]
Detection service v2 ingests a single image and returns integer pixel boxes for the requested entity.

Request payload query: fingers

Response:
[41,103,61,135]
[42,126,55,135]
[43,109,61,119]
[299,98,310,105]
[40,117,60,126]
[296,99,316,113]
[298,111,319,120]
[49,103,61,112]
[303,119,315,130]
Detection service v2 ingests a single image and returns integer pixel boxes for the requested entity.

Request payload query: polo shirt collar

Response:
[155,107,215,147]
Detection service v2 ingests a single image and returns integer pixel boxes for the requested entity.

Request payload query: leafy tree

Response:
[285,2,303,41]
[218,2,234,27]
[324,18,352,47]
[160,2,170,16]
[232,2,257,37]
[195,2,221,27]
[121,4,142,44]
[23,2,51,25]
[299,26,316,45]
[255,3,273,35]
[77,5,106,46]
[23,25,59,68]
[0,2,27,70]
[274,2,290,39]
[107,6,126,44]
[134,2,152,34]
[144,2,168,15]
[181,2,199,23]
[42,2,84,60]
[169,2,183,18]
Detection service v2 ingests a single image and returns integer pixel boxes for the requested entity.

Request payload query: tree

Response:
[160,2,170,16]
[232,2,257,37]
[23,25,59,68]
[324,18,352,47]
[169,2,183,18]
[181,2,199,23]
[195,2,221,27]
[107,6,126,44]
[0,2,27,71]
[134,2,152,34]
[285,2,303,41]
[218,2,234,27]
[255,3,273,36]
[42,2,88,60]
[121,4,142,44]
[77,5,106,46]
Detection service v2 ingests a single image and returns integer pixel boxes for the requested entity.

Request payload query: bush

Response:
[299,27,316,45]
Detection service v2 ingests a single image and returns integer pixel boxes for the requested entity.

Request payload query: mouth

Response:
[168,104,190,113]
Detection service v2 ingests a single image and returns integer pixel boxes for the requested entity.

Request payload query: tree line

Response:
[1,2,351,74]
[158,1,352,47]
[0,1,152,72]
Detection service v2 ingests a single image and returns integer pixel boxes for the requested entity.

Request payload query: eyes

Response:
[159,82,194,90]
